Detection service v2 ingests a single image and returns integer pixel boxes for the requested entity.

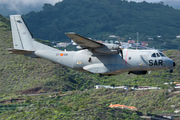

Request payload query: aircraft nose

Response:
[173,62,176,67]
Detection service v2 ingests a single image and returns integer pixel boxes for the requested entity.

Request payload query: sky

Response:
[130,0,159,2]
[0,0,62,6]
[130,0,178,2]
[0,0,62,13]
[0,0,179,16]
[0,0,174,8]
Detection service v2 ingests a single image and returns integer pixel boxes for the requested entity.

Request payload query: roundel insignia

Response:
[60,53,64,56]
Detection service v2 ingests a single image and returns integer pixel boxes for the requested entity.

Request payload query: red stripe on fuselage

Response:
[125,50,129,65]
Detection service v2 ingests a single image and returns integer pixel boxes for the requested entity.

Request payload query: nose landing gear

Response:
[170,68,173,73]
[170,62,176,73]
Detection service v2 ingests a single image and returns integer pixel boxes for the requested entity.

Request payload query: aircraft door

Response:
[75,53,84,68]
[75,53,90,68]
[140,55,148,67]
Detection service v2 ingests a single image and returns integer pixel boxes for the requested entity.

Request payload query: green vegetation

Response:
[0,14,180,95]
[1,6,180,119]
[0,13,180,95]
[1,89,180,119]
[23,0,180,45]
[0,91,142,120]
[0,15,10,31]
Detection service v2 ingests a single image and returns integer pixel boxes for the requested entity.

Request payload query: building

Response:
[140,41,148,47]
[164,82,169,85]
[136,86,160,90]
[176,36,180,39]
[157,35,161,38]
[95,85,111,89]
[95,85,126,89]
[174,82,180,90]
[96,40,103,43]
[128,40,135,44]
[137,86,150,90]
[109,35,116,38]
[148,38,153,40]
[56,42,71,47]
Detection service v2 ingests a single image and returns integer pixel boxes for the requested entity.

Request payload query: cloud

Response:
[0,0,63,14]
[0,0,178,15]
[129,0,161,2]
[129,0,179,3]
[0,0,62,6]
[129,0,180,8]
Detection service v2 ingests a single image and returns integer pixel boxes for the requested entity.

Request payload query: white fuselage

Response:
[35,47,174,76]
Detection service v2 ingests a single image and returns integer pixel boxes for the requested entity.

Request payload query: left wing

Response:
[65,33,119,54]
[65,32,105,49]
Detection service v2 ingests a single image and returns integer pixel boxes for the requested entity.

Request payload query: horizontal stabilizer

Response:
[6,48,34,54]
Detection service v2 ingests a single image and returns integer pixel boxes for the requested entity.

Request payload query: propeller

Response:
[118,40,123,59]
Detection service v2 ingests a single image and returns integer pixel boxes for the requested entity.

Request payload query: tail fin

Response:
[8,15,35,54]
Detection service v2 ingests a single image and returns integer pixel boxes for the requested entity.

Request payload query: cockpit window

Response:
[156,53,160,57]
[159,52,166,57]
[151,53,156,57]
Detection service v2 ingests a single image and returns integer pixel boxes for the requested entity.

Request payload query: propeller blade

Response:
[118,40,123,59]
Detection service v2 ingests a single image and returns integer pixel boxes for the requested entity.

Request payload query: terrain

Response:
[1,88,180,119]
[0,1,180,119]
[22,0,180,43]
[0,14,180,95]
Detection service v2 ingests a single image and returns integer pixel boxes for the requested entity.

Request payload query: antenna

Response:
[136,32,139,50]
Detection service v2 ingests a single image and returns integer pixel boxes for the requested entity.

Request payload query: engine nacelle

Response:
[128,71,147,75]
[104,43,119,50]
[76,45,86,49]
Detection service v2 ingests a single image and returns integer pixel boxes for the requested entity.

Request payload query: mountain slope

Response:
[23,0,180,42]
[0,14,180,96]
[0,15,10,31]
[1,88,180,119]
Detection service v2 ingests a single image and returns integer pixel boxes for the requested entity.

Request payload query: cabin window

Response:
[151,53,156,57]
[159,52,166,57]
[156,53,160,57]
[129,57,131,60]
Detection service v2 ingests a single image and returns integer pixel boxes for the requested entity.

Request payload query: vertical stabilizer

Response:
[10,15,35,51]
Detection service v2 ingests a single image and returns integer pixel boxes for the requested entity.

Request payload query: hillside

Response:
[0,15,10,31]
[23,0,180,43]
[0,29,180,95]
[1,88,180,119]
[0,14,180,95]
[0,13,180,120]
